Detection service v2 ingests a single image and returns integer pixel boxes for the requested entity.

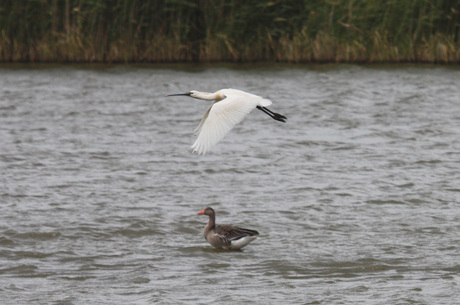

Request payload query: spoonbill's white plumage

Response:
[166,88,287,155]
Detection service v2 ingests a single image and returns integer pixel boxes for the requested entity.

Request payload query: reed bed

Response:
[0,0,458,63]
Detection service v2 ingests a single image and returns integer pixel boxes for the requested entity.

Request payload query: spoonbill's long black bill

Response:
[166,92,191,97]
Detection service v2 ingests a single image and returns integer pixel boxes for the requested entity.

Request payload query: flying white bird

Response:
[166,88,287,155]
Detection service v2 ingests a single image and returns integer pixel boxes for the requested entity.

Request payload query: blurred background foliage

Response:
[0,0,459,62]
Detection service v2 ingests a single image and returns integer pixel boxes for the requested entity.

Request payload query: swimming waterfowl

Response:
[197,207,259,250]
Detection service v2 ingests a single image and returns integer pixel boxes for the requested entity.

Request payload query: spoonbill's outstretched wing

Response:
[191,89,271,155]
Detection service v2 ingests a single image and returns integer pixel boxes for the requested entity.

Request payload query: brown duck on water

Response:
[197,207,259,250]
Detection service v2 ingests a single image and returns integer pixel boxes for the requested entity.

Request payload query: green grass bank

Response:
[1,0,459,63]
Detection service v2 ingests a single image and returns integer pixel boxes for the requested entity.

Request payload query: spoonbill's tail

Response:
[256,106,287,123]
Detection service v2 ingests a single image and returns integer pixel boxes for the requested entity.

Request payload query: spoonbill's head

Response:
[188,90,201,98]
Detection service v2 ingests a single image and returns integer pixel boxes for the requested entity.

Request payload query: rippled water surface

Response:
[1,64,459,304]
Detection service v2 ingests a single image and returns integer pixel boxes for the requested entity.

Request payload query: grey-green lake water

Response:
[1,64,459,304]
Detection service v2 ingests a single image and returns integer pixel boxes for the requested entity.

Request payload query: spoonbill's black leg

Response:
[257,106,287,123]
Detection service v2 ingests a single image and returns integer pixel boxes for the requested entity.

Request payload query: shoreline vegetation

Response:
[1,1,459,64]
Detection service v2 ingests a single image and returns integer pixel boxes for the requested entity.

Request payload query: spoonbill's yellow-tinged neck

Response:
[189,90,226,101]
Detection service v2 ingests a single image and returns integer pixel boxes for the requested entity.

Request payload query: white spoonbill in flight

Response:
[166,88,287,155]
